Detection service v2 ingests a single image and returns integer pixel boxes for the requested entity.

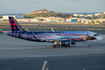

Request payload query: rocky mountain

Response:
[24,9,54,15]
[23,9,71,18]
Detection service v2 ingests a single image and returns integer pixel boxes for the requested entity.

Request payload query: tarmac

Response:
[0,32,105,70]
[0,32,105,59]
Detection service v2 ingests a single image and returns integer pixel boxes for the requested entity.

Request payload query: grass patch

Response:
[0,29,2,34]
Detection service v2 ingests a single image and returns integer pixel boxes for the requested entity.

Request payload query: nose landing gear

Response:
[88,42,91,48]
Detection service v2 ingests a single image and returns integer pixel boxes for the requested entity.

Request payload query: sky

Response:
[0,0,105,14]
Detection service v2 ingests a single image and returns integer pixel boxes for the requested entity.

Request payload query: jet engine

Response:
[61,40,70,47]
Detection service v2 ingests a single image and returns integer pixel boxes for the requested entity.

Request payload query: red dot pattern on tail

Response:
[13,23,16,26]
[10,19,12,21]
[14,27,16,30]
[10,23,12,26]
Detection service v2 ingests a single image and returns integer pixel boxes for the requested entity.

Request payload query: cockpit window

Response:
[94,34,99,36]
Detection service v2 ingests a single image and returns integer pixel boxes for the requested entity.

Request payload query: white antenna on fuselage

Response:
[51,28,55,32]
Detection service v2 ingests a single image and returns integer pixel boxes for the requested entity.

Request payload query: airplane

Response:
[7,17,103,48]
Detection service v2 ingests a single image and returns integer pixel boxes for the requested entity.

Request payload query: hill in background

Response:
[24,9,54,15]
[23,9,71,18]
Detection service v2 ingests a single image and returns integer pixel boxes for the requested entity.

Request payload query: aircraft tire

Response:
[53,45,56,48]
[71,42,76,45]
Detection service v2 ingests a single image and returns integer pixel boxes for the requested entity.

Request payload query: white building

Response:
[86,14,93,17]
[73,14,79,17]
[95,13,101,16]
[104,11,105,14]
[3,15,16,21]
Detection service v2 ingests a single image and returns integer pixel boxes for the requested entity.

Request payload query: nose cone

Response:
[96,36,103,41]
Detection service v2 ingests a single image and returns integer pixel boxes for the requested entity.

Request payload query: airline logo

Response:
[9,17,20,32]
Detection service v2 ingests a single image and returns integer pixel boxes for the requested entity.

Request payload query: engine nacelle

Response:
[61,40,70,47]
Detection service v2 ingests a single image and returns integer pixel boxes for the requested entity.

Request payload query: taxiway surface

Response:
[0,32,105,70]
[0,33,105,59]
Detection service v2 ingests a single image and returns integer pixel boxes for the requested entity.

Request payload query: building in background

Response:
[3,15,16,21]
[66,17,79,22]
[104,11,105,14]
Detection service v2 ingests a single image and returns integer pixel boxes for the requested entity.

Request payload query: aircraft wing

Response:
[37,36,69,42]
[32,32,69,42]
[40,38,68,41]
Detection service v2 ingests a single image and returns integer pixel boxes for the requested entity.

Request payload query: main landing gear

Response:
[53,45,57,48]
[52,41,71,48]
[53,41,61,48]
